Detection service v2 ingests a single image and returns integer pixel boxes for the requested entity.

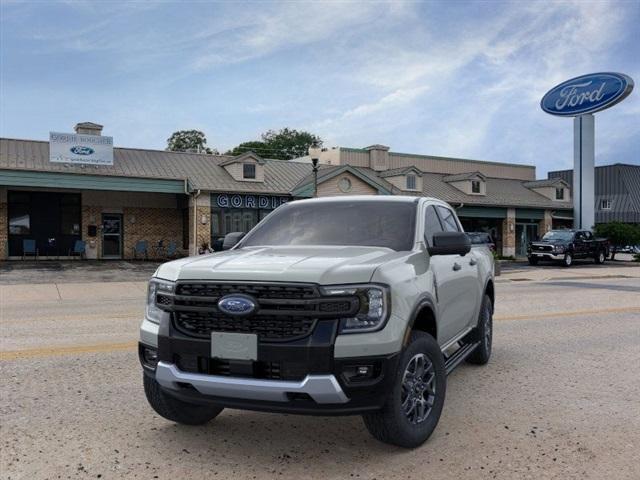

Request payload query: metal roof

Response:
[0,137,310,194]
[442,171,486,182]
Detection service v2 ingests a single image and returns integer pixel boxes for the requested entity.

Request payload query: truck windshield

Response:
[542,231,574,241]
[239,200,417,251]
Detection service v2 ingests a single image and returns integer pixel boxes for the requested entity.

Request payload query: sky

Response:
[1,0,638,177]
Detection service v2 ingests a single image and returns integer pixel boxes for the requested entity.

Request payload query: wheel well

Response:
[485,280,495,308]
[412,306,437,340]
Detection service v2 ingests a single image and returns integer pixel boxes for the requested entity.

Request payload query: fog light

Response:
[342,364,374,383]
[141,346,158,369]
[357,366,371,376]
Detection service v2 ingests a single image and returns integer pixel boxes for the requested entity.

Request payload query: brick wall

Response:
[501,208,516,257]
[0,199,7,261]
[123,206,183,260]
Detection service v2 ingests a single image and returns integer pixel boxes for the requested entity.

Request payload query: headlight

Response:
[555,245,565,253]
[321,284,390,334]
[145,278,175,324]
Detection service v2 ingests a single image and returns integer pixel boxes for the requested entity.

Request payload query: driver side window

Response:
[424,205,444,247]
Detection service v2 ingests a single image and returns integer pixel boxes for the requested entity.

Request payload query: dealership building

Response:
[1,123,575,261]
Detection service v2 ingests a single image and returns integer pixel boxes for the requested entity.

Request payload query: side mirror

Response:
[222,232,246,250]
[428,232,471,256]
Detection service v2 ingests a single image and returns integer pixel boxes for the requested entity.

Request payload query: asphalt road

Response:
[1,267,639,479]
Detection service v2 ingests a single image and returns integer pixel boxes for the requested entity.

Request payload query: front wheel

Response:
[362,331,446,448]
[562,253,573,267]
[528,256,538,265]
[595,250,606,264]
[144,375,223,425]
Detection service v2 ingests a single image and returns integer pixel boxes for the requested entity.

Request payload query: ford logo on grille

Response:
[70,146,95,155]
[217,295,256,316]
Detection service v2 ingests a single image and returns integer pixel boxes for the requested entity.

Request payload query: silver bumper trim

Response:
[530,252,564,260]
[155,361,349,404]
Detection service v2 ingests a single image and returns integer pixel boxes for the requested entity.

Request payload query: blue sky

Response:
[1,0,638,176]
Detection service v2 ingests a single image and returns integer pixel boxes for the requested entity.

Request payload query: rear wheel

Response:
[562,253,573,267]
[144,375,223,425]
[362,331,446,448]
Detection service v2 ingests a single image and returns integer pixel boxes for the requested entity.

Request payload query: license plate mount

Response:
[211,332,258,361]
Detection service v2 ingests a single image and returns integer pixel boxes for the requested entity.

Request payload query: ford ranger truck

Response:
[139,196,495,448]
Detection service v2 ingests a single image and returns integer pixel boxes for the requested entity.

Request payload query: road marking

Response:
[0,341,138,361]
[494,306,640,321]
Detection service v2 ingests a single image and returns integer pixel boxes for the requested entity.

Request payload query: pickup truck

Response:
[139,196,495,448]
[527,229,609,267]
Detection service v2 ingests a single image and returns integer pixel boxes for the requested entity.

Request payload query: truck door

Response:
[424,205,480,345]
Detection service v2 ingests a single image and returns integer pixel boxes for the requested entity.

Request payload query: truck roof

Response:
[288,195,446,206]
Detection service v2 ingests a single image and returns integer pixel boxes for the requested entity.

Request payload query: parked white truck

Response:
[139,196,495,447]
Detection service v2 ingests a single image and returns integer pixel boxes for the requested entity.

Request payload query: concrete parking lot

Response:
[1,261,639,479]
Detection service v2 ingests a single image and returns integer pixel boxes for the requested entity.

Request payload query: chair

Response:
[166,240,178,259]
[133,240,149,260]
[153,239,166,258]
[68,240,86,260]
[22,239,38,260]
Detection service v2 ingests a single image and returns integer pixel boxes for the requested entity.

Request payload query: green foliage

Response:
[226,128,322,160]
[593,222,640,260]
[167,130,217,154]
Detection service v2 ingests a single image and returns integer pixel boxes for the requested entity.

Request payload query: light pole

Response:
[308,144,321,198]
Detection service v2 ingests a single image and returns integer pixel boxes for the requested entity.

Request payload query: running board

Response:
[444,341,480,375]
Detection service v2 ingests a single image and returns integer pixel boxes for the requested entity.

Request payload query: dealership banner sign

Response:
[213,193,290,209]
[540,72,634,117]
[49,132,114,165]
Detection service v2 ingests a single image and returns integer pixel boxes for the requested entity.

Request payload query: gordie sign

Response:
[541,72,634,116]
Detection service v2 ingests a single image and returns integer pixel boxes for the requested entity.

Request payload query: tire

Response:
[528,256,538,266]
[362,331,446,448]
[594,250,606,264]
[562,253,573,267]
[143,375,223,425]
[466,294,493,365]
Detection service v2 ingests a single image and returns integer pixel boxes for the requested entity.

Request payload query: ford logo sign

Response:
[541,72,634,117]
[217,295,256,316]
[70,146,95,155]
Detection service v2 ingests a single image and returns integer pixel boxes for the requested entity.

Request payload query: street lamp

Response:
[308,144,321,197]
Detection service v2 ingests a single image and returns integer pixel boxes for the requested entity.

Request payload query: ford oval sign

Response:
[541,72,634,116]
[217,295,256,316]
[70,145,95,155]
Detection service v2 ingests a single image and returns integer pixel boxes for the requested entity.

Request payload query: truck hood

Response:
[154,246,407,285]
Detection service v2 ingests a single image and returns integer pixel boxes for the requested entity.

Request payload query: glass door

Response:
[102,213,123,259]
[516,223,539,257]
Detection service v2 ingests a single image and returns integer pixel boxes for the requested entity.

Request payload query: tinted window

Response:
[424,205,444,246]
[241,201,417,251]
[436,206,460,232]
[243,163,256,179]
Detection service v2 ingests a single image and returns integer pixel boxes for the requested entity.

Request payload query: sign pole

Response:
[573,114,595,229]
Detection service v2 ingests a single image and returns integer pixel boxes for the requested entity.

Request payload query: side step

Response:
[444,341,480,375]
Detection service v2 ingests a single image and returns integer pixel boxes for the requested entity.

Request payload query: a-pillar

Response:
[501,208,516,257]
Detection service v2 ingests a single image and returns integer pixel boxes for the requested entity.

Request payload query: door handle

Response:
[452,262,462,271]
[469,258,477,266]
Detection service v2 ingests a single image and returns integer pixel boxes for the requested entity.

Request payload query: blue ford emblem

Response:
[217,295,256,316]
[541,72,634,117]
[70,146,95,155]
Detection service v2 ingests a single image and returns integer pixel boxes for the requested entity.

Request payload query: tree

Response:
[167,130,217,154]
[594,222,640,260]
[225,141,269,157]
[226,128,322,160]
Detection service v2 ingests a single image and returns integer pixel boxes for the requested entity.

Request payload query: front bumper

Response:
[528,251,564,260]
[140,315,400,415]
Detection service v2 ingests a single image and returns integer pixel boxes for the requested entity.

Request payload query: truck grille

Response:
[166,282,359,342]
[533,244,553,252]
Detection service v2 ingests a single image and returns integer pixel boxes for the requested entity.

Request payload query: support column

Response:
[573,114,595,230]
[189,193,211,255]
[539,210,553,238]
[501,208,516,257]
[0,188,7,260]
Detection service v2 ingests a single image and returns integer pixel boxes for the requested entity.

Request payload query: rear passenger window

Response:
[424,206,444,246]
[436,206,460,232]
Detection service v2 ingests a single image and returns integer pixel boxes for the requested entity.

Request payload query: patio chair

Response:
[133,240,149,260]
[22,239,38,261]
[153,239,166,258]
[166,240,178,259]
[68,240,86,260]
